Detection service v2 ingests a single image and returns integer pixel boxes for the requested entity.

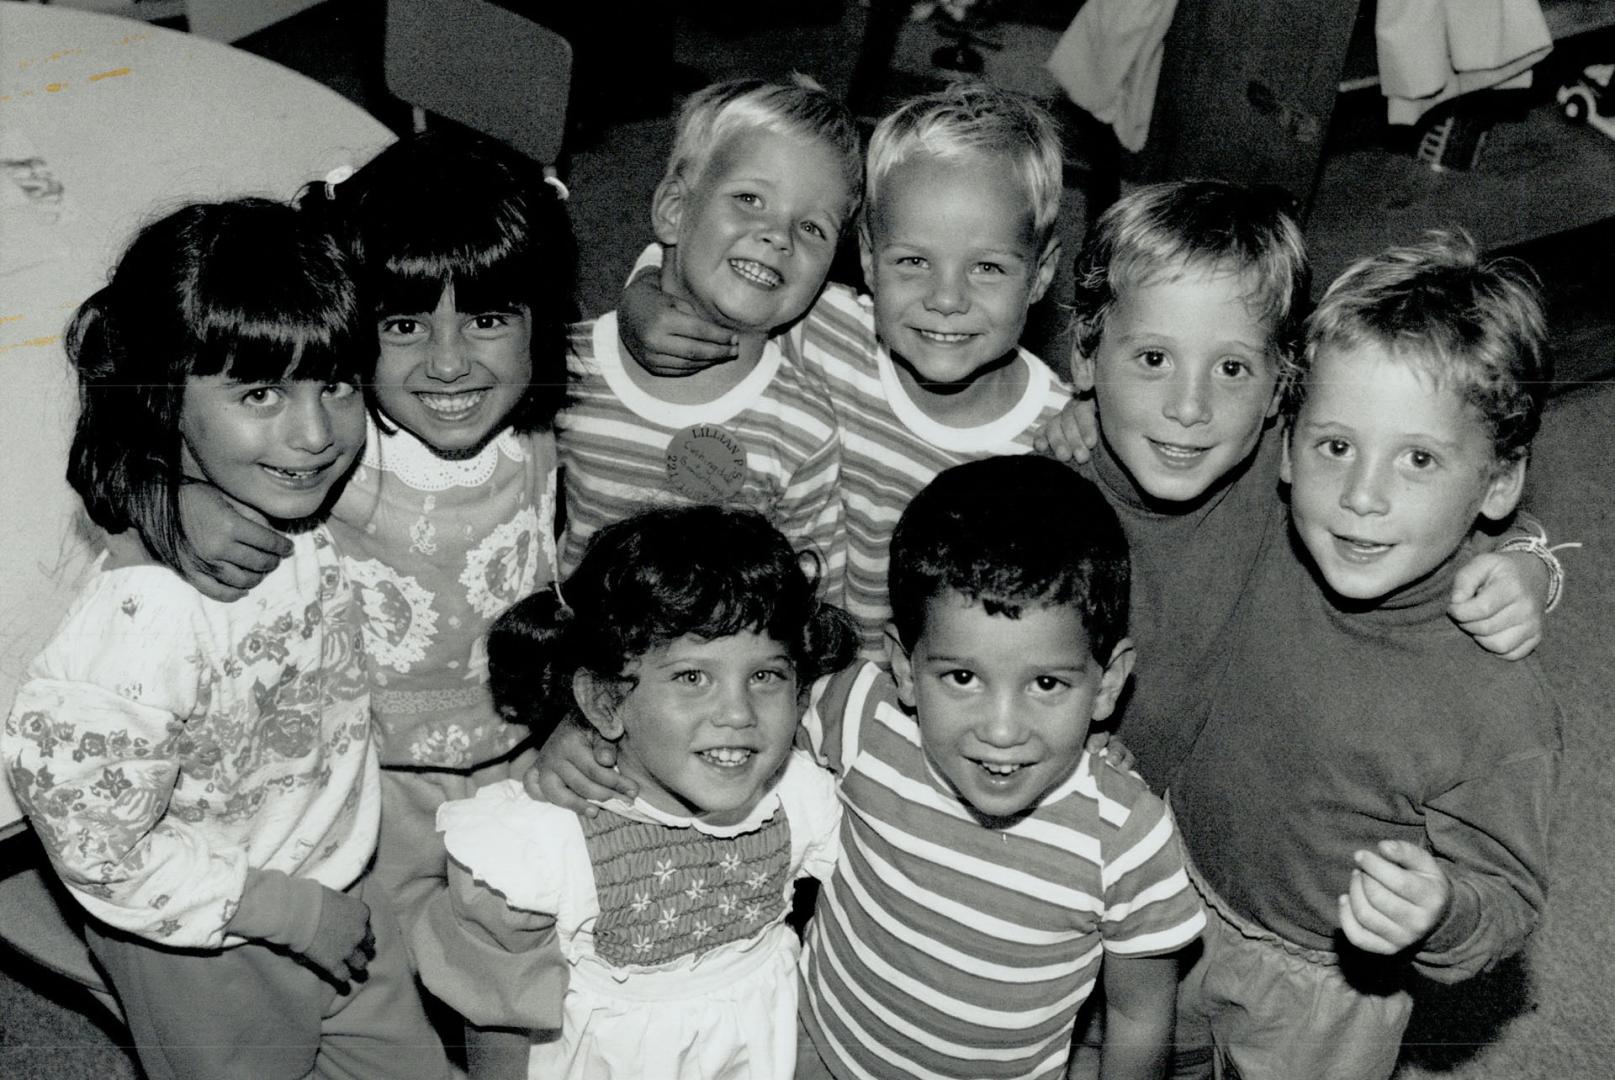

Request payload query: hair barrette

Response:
[322,164,355,199]
[542,168,570,202]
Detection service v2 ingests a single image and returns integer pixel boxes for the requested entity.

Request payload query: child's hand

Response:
[1033,395,1101,464]
[228,869,374,985]
[178,480,292,601]
[1337,839,1451,955]
[300,885,375,985]
[521,723,636,815]
[619,269,738,377]
[1448,550,1546,660]
[1085,730,1137,773]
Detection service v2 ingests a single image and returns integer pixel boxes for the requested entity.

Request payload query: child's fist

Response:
[176,480,292,601]
[1448,550,1546,660]
[1337,839,1451,955]
[300,886,375,986]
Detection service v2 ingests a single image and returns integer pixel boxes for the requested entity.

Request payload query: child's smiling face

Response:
[861,152,1058,400]
[1283,342,1524,602]
[579,630,801,826]
[655,128,850,336]
[1078,264,1279,504]
[179,375,366,523]
[888,591,1131,823]
[371,285,533,458]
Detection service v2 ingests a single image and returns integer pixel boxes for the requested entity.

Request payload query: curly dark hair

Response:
[488,505,857,737]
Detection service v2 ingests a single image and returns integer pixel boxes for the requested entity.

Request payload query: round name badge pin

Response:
[666,425,747,503]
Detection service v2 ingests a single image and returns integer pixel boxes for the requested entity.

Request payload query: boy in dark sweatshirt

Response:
[1169,232,1561,1080]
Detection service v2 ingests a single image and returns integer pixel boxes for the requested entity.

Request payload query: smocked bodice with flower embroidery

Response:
[424,752,842,1079]
[330,417,559,768]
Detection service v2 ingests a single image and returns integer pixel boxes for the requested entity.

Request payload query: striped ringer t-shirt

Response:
[797,284,1072,657]
[798,662,1205,1080]
[557,312,843,596]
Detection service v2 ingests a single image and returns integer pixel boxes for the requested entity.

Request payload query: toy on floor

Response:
[1556,64,1615,139]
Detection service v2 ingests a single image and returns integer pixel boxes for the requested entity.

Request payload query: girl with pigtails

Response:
[413,504,857,1080]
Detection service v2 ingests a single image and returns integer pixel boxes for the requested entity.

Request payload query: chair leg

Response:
[412,105,428,134]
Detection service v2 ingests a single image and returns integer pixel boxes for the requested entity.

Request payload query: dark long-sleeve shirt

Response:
[1079,428,1288,790]
[1170,530,1560,982]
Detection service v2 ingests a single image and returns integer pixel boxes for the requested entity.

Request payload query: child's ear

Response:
[1089,638,1136,723]
[1480,457,1528,522]
[1265,376,1284,420]
[573,670,624,740]
[1028,235,1062,306]
[651,176,687,247]
[858,220,876,293]
[884,623,918,708]
[1070,344,1096,395]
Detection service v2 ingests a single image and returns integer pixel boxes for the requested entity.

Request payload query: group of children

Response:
[1,70,1564,1080]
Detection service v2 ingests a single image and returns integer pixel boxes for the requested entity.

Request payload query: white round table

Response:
[0,5,395,828]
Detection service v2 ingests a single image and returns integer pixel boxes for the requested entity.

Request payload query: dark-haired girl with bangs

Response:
[2,197,447,1080]
[178,129,580,943]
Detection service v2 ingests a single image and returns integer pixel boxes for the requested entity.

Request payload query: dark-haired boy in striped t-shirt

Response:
[797,456,1203,1080]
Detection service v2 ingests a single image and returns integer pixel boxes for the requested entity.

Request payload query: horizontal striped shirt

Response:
[799,662,1204,1080]
[558,312,843,597]
[797,284,1072,656]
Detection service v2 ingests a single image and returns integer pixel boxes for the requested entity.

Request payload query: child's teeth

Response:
[730,260,781,288]
[701,747,753,767]
[421,391,486,416]
[980,762,1022,776]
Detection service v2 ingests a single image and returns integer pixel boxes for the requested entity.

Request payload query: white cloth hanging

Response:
[1045,0,1180,152]
[1377,0,1553,124]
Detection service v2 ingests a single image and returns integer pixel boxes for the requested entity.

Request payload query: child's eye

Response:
[379,316,424,338]
[240,386,282,407]
[1137,349,1169,369]
[673,670,708,687]
[1217,357,1253,378]
[941,670,977,688]
[1318,437,1352,458]
[1406,449,1437,470]
[751,667,790,686]
[800,221,827,240]
[470,313,512,331]
[972,261,1005,275]
[893,255,927,269]
[1032,675,1068,693]
[733,192,761,208]
[323,381,358,400]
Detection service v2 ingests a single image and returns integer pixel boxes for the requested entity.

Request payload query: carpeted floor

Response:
[2,3,1611,1077]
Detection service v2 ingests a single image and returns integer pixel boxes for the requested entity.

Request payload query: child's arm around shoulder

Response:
[1449,514,1575,660]
[150,480,295,601]
[618,243,739,375]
